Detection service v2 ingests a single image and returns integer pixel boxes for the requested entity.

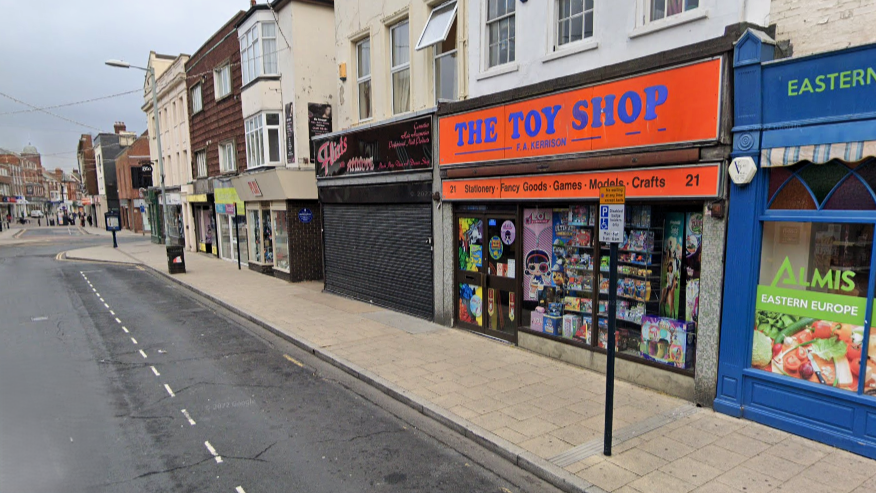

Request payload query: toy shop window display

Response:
[523,203,703,373]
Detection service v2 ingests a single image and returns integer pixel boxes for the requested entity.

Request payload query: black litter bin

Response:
[166,245,186,274]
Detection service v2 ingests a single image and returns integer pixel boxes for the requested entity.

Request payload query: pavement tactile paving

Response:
[62,237,876,493]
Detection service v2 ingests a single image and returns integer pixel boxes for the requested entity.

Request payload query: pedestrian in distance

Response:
[87,215,93,227]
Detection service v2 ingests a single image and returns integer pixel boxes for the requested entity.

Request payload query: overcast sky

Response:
[0,0,249,172]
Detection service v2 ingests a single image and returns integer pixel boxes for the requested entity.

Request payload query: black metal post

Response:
[604,241,618,456]
[112,230,118,249]
[235,213,241,270]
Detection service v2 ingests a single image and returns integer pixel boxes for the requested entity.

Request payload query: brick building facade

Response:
[115,132,151,233]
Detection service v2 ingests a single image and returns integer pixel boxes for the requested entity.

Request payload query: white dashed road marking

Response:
[130,337,138,345]
[103,303,109,308]
[114,318,121,324]
[164,384,175,397]
[151,366,160,376]
[122,326,129,333]
[204,441,222,463]
[181,409,196,426]
[236,487,246,493]
[139,350,147,358]
[110,310,115,315]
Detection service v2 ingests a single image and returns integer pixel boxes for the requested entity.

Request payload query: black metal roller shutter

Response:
[323,204,433,320]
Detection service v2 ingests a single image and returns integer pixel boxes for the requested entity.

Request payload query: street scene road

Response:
[0,229,562,493]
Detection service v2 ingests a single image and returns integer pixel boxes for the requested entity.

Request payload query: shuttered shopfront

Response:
[323,200,433,319]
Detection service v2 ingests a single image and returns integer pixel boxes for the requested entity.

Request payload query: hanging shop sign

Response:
[441,164,720,201]
[763,44,876,125]
[308,103,333,163]
[285,102,296,163]
[439,59,722,166]
[315,116,432,178]
[158,193,182,205]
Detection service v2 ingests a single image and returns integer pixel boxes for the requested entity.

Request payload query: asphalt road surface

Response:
[0,237,562,493]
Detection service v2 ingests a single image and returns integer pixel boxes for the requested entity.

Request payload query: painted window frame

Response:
[218,140,236,173]
[647,0,700,23]
[356,37,372,121]
[485,0,516,69]
[552,0,595,51]
[195,149,207,178]
[214,64,231,100]
[245,112,282,169]
[191,84,203,114]
[239,22,279,86]
[390,20,411,115]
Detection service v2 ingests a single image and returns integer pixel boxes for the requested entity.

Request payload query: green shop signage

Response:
[756,285,866,325]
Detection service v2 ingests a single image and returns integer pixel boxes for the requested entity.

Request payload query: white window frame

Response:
[239,22,278,87]
[214,64,231,100]
[553,0,595,50]
[195,150,207,178]
[647,0,700,23]
[356,38,372,121]
[485,0,516,69]
[390,20,411,115]
[191,84,203,114]
[218,141,236,173]
[245,112,282,169]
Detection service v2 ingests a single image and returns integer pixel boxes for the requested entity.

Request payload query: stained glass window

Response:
[768,158,876,211]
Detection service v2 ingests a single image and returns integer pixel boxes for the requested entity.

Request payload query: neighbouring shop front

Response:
[189,177,216,256]
[716,33,876,459]
[231,168,321,282]
[214,182,247,265]
[438,58,729,401]
[313,113,434,320]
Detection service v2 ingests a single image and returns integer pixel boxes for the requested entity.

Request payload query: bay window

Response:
[240,22,279,86]
[245,112,282,169]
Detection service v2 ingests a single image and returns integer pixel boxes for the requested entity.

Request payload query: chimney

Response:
[114,122,126,134]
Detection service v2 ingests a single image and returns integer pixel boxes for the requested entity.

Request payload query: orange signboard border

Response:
[441,164,722,202]
[439,58,724,167]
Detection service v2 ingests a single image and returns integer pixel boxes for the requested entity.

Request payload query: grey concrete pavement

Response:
[64,239,876,493]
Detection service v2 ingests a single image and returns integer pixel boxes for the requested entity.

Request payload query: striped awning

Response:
[761,141,876,167]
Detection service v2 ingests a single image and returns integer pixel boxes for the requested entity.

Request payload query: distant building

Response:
[93,122,137,219]
[115,132,152,233]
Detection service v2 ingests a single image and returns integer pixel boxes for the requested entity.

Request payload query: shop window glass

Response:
[770,177,817,210]
[249,210,261,262]
[822,177,876,211]
[262,210,273,264]
[754,222,874,396]
[769,159,876,211]
[273,210,289,271]
[458,217,483,272]
[797,161,849,204]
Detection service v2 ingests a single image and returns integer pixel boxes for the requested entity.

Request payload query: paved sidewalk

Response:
[65,240,876,493]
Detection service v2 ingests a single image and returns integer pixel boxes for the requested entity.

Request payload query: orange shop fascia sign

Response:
[441,164,722,201]
[439,59,722,166]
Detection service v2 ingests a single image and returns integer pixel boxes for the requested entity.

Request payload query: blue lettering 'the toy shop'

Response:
[453,85,669,147]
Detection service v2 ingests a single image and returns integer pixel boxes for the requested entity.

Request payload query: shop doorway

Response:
[456,211,519,342]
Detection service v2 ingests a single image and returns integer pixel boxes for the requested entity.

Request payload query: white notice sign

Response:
[599,204,625,243]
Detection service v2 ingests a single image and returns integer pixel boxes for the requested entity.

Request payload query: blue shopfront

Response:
[717,31,876,458]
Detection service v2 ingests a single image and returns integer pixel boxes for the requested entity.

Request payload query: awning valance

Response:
[761,141,876,168]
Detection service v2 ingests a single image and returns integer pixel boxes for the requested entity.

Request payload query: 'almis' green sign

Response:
[756,257,866,325]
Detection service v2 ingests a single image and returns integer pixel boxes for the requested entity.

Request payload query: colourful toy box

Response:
[530,310,544,332]
[562,314,581,339]
[639,316,696,369]
[543,314,563,336]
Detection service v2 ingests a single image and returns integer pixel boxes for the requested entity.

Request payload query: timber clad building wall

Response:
[771,0,876,56]
[186,11,247,180]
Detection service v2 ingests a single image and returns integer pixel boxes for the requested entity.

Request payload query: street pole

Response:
[150,67,170,248]
[235,212,241,270]
[604,241,618,456]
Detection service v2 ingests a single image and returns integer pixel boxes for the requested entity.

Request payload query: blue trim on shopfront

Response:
[718,31,876,459]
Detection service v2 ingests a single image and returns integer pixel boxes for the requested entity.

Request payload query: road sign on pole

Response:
[599,186,625,456]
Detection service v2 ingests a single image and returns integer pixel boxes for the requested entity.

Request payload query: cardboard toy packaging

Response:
[543,315,563,336]
[639,315,696,368]
[530,310,544,332]
[562,314,581,339]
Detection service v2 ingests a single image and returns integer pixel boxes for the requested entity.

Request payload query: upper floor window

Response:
[556,0,593,48]
[240,22,279,86]
[390,21,411,114]
[486,0,515,68]
[650,0,699,22]
[416,1,459,103]
[356,38,372,120]
[215,65,231,99]
[219,141,236,173]
[191,84,203,114]
[245,112,281,169]
[195,150,207,178]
